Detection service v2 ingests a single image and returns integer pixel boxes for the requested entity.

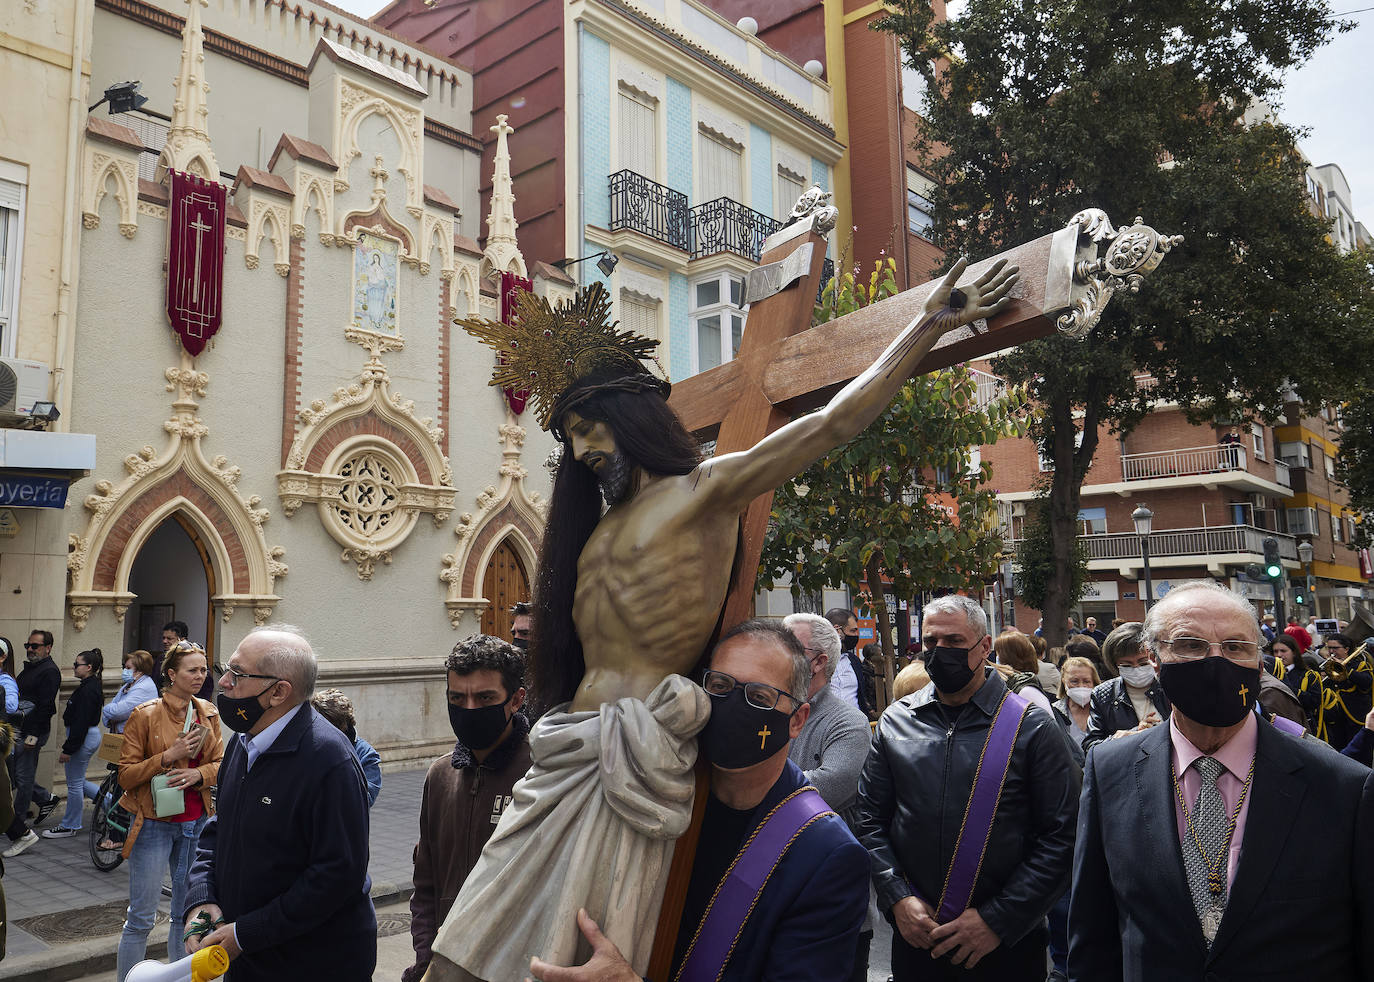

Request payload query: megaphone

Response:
[126,945,231,982]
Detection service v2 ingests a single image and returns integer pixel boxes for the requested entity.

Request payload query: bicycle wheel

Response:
[89,769,125,872]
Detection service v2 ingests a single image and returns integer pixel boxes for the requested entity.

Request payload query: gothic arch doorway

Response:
[480,538,530,640]
[124,513,215,666]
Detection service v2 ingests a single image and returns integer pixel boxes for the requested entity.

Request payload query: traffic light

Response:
[1293,583,1307,606]
[1262,537,1282,580]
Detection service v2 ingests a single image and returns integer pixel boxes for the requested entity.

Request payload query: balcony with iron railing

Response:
[1009,524,1298,567]
[608,169,690,253]
[690,196,783,262]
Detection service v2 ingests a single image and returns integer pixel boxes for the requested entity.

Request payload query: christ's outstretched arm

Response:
[695,257,1019,512]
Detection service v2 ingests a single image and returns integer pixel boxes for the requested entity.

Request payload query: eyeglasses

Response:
[1161,637,1260,662]
[73,661,87,669]
[702,669,802,713]
[221,665,280,687]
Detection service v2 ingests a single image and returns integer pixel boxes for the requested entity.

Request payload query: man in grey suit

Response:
[1069,580,1374,981]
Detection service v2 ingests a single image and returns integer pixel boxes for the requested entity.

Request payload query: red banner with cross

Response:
[499,271,533,415]
[166,169,226,356]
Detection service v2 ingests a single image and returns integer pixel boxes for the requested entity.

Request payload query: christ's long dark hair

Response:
[531,380,702,710]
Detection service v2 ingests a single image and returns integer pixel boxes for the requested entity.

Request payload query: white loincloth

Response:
[432,673,711,981]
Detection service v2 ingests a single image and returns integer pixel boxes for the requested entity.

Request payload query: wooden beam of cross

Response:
[669,206,1179,630]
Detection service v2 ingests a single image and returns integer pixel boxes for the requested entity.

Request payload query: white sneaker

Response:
[41,826,78,839]
[3,829,39,857]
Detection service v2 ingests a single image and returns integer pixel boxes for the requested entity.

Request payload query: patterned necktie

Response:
[1182,755,1228,945]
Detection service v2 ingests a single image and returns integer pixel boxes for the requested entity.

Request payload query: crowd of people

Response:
[2,587,1372,980]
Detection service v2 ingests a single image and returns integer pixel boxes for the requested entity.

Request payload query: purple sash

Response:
[914,690,1029,923]
[675,788,832,982]
[1270,714,1305,738]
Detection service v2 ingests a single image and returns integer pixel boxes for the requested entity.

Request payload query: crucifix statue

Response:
[426,197,1179,982]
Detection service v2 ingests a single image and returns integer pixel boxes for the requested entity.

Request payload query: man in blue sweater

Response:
[184,625,375,981]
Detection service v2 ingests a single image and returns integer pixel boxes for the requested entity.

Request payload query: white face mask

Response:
[1120,664,1156,689]
[1066,686,1093,707]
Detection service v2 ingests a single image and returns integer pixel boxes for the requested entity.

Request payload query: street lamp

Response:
[1297,539,1315,616]
[1133,503,1154,610]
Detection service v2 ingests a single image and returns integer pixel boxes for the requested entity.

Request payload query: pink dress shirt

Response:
[1169,712,1258,891]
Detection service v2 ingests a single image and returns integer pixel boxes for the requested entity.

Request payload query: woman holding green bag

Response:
[114,641,223,982]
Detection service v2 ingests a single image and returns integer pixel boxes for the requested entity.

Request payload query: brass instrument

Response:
[1322,640,1370,684]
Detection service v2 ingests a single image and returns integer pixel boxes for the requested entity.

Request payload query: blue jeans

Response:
[116,814,207,982]
[5,732,52,839]
[59,726,102,830]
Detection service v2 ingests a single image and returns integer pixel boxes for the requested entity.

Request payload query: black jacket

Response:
[185,705,375,981]
[854,668,1080,946]
[15,657,60,740]
[1070,719,1374,981]
[1083,677,1170,750]
[60,675,103,755]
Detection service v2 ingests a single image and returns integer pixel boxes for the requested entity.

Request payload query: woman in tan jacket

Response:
[114,641,223,982]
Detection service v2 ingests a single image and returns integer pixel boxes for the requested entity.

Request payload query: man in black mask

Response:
[1070,580,1374,981]
[509,602,533,652]
[825,607,866,712]
[405,635,530,982]
[530,619,867,982]
[183,625,375,980]
[854,595,1079,981]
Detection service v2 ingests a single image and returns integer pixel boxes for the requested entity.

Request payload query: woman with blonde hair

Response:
[114,641,223,982]
[1055,656,1100,750]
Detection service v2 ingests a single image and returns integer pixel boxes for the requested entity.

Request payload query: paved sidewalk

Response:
[2,764,429,981]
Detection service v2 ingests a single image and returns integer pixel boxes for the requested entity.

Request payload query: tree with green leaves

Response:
[878,0,1374,645]
[760,259,1028,698]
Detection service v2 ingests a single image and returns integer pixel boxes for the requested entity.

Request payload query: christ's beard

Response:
[597,451,633,505]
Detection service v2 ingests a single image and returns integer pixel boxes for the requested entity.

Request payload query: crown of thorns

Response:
[457,282,668,432]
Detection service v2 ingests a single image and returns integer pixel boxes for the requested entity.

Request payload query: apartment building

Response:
[376,0,845,382]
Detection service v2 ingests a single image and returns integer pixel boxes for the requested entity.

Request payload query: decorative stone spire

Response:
[157,0,219,181]
[482,114,526,278]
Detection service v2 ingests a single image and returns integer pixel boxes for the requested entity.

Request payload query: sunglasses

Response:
[24,643,44,650]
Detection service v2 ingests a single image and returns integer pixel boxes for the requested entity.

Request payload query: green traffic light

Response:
[1265,563,1282,579]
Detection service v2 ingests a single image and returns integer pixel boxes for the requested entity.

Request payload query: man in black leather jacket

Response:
[854,595,1080,980]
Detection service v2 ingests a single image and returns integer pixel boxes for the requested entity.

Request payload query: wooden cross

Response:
[647,206,1173,975]
[668,211,1105,630]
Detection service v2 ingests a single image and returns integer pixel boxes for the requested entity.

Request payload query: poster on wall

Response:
[352,230,400,336]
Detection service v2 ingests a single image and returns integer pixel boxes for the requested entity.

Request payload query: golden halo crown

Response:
[457,282,664,431]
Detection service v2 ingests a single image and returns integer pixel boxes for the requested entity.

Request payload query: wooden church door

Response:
[480,539,530,640]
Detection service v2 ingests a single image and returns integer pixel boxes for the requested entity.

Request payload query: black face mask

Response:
[841,635,859,654]
[218,687,273,734]
[511,637,530,651]
[926,645,979,694]
[1158,657,1260,729]
[700,688,794,770]
[449,696,513,751]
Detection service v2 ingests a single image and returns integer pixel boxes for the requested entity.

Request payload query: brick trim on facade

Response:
[304,414,436,485]
[459,505,542,596]
[93,473,252,593]
[282,234,306,466]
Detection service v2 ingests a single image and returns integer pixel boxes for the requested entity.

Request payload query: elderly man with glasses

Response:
[1070,580,1374,981]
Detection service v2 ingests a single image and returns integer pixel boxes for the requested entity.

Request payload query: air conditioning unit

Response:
[0,358,50,418]
[1249,493,1267,510]
[1011,502,1026,517]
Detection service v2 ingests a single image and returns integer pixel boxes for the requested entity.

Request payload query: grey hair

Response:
[716,619,810,704]
[783,612,842,682]
[1140,580,1261,656]
[248,623,318,700]
[1101,622,1147,671]
[923,594,990,639]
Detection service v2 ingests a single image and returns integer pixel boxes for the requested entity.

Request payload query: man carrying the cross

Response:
[853,594,1080,980]
[426,255,1017,982]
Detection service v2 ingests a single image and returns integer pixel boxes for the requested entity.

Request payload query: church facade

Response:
[59,0,569,762]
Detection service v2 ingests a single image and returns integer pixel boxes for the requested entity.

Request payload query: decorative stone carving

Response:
[278,353,454,579]
[83,149,139,236]
[440,414,545,628]
[480,115,527,280]
[245,197,291,272]
[67,357,285,630]
[1057,210,1184,339]
[157,0,219,182]
[334,77,423,218]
